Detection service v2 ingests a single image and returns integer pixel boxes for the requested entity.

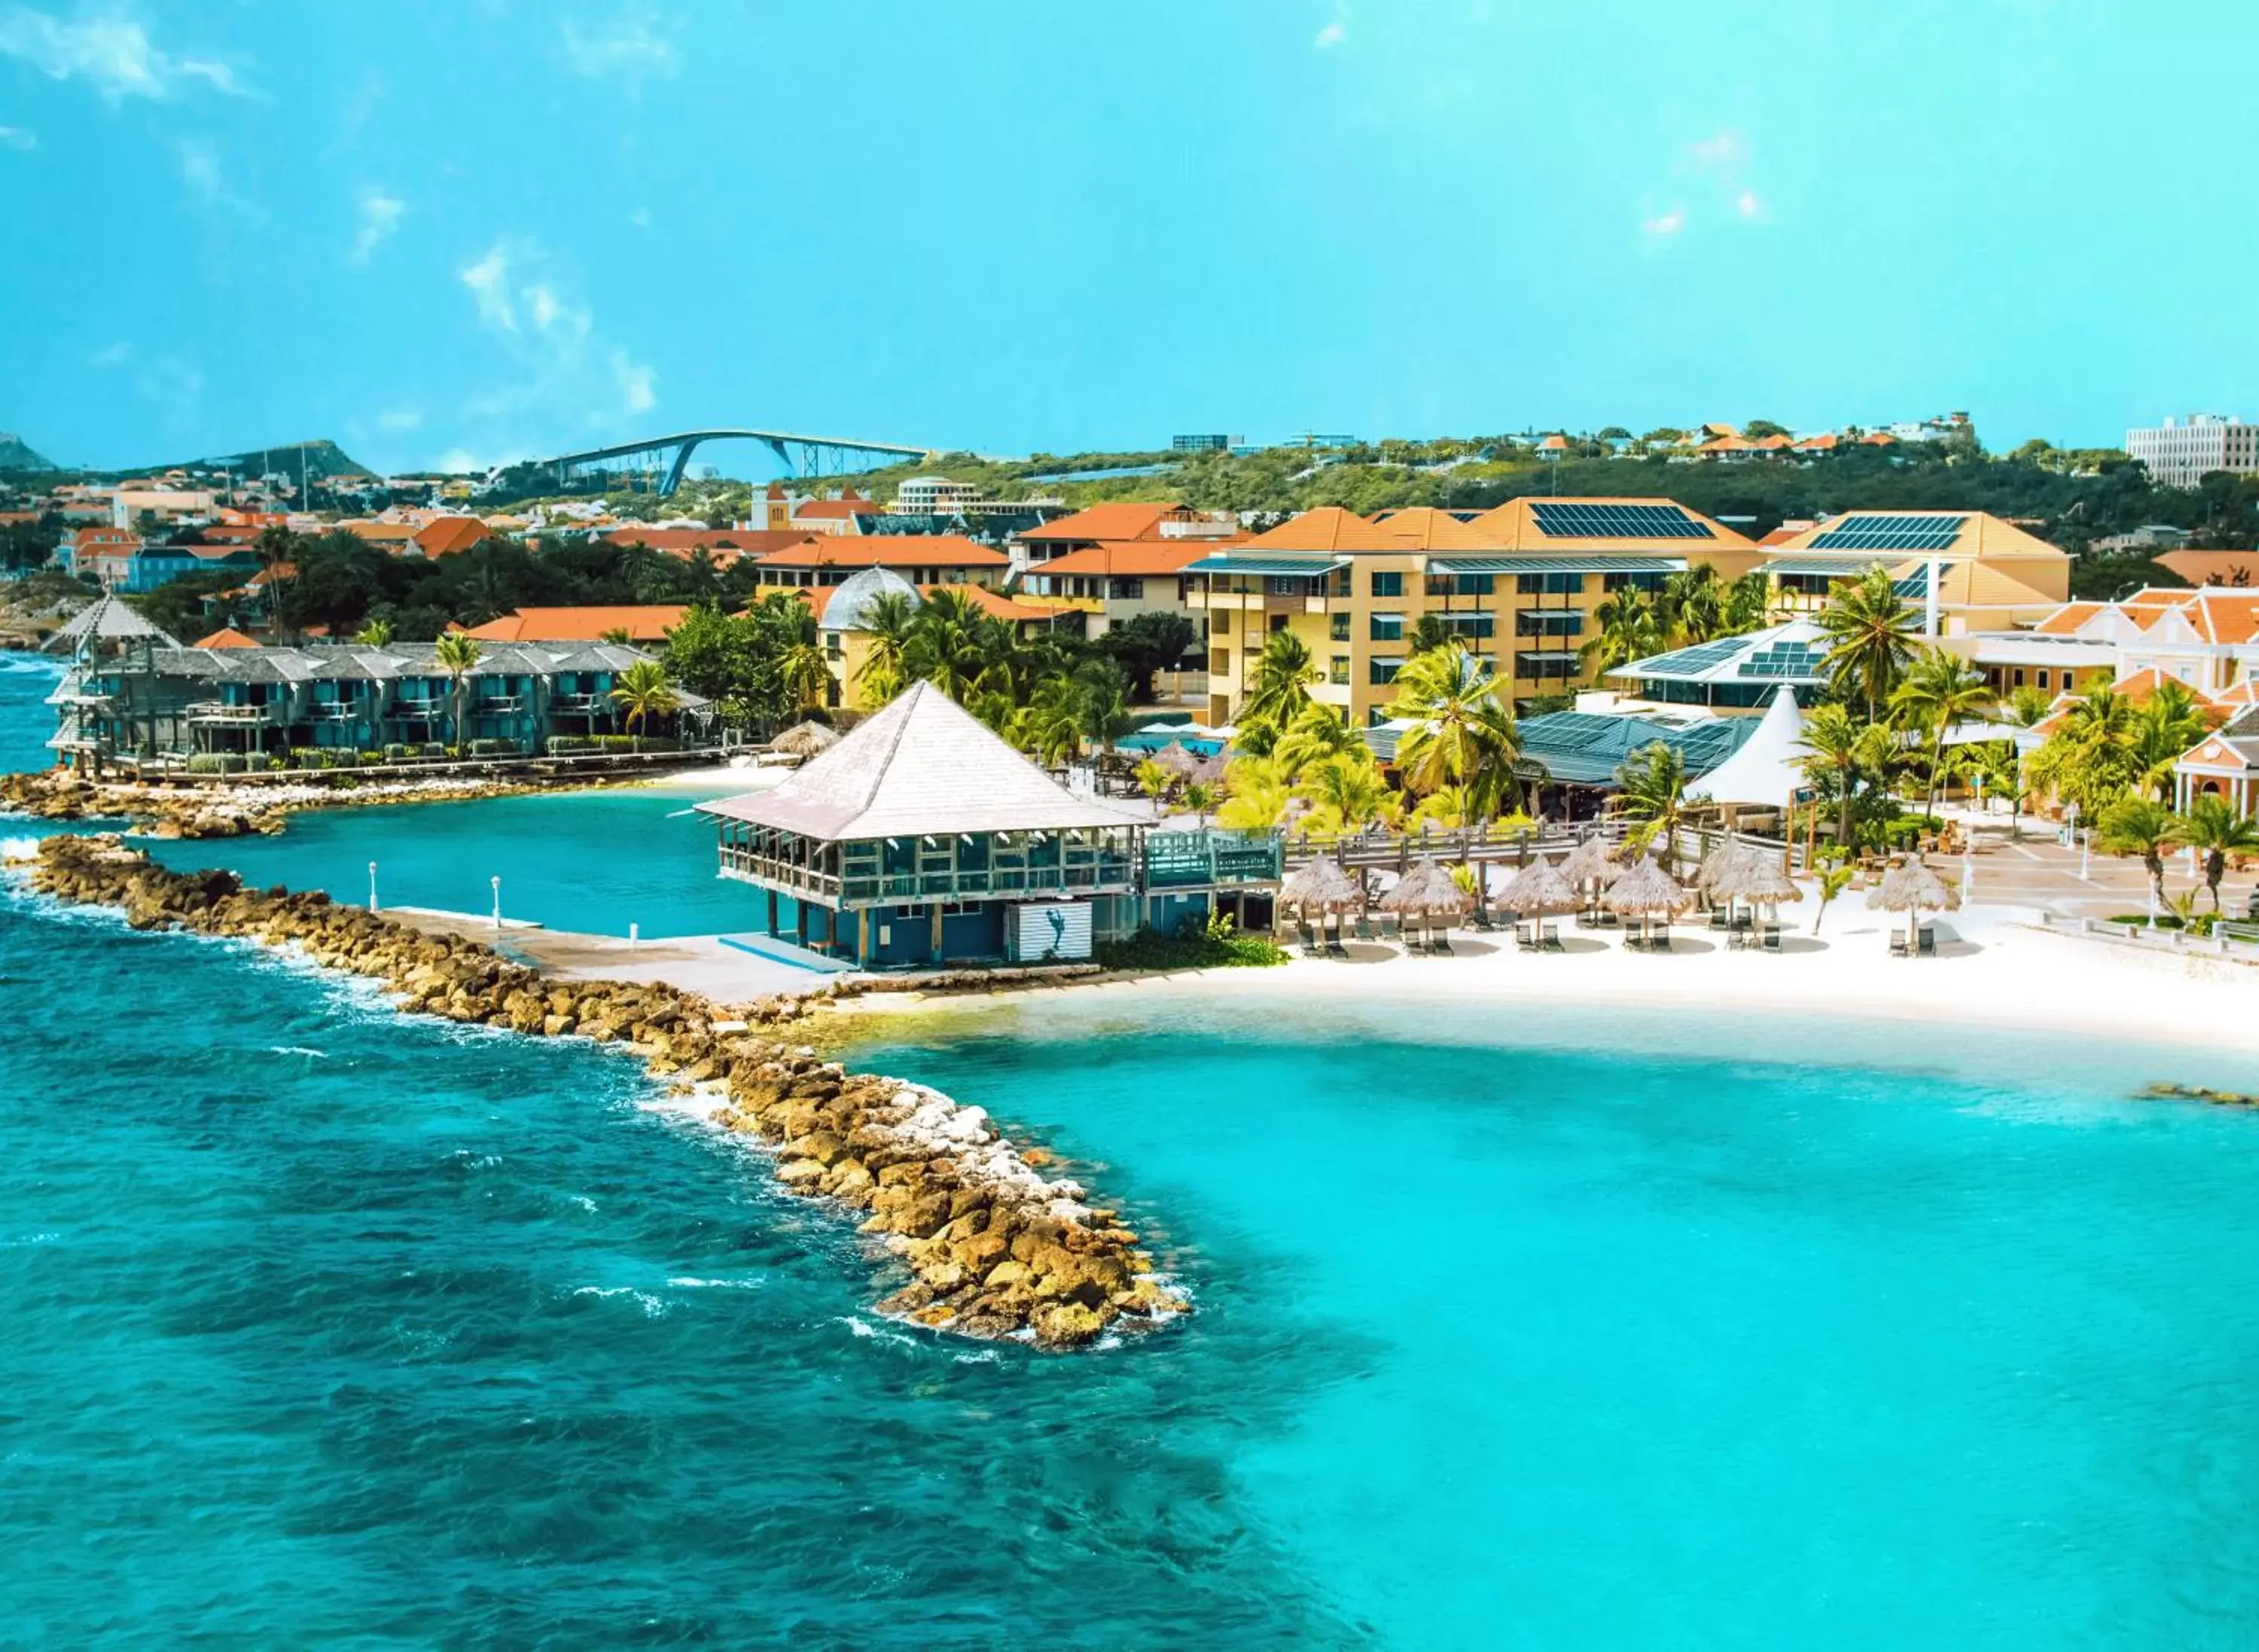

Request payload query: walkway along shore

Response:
[20,834,1188,1350]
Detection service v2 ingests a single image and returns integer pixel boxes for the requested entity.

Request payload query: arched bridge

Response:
[524,429,936,496]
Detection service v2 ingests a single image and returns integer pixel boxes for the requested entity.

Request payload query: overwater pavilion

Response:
[698,681,1156,966]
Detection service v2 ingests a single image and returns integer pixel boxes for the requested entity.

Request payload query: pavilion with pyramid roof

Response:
[699,681,1172,966]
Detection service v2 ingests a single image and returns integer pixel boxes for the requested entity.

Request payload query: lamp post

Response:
[491,874,501,931]
[367,860,379,914]
[2079,827,2090,882]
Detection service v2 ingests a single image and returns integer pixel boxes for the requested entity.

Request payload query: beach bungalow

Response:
[697,681,1278,967]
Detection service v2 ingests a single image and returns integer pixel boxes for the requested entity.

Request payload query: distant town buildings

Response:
[2123,414,2259,489]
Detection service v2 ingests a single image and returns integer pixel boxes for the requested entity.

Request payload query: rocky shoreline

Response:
[0,767,556,839]
[19,834,1187,1349]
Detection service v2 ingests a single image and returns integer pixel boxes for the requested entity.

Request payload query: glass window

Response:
[1331,566,1352,598]
[1369,657,1405,686]
[1370,570,1404,598]
[1516,571,1587,596]
[1370,613,1404,642]
[1329,656,1349,684]
[1329,613,1350,642]
[1212,611,1230,635]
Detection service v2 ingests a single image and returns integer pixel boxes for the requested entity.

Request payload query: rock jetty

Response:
[0,768,544,840]
[2139,1081,2259,1108]
[21,834,1187,1349]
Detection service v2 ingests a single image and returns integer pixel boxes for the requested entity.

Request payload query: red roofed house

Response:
[459,605,691,645]
[1011,501,1239,569]
[603,524,825,569]
[747,533,1009,591]
[194,626,261,649]
[66,527,143,583]
[413,516,493,558]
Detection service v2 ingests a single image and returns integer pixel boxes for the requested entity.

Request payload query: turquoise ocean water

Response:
[8,657,2259,1645]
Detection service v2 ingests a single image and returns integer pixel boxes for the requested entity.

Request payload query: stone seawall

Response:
[20,834,1187,1349]
[1,768,556,839]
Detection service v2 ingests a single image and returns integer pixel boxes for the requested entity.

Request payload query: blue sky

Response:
[0,0,2247,474]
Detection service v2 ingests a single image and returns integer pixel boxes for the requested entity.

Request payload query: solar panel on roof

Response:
[1629,637,1746,677]
[1806,514,1965,553]
[1529,501,1715,541]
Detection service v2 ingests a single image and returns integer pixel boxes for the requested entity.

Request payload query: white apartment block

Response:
[2125,413,2259,488]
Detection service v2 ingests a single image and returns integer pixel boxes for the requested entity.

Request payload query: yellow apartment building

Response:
[1183,498,1761,726]
[1759,511,2069,636]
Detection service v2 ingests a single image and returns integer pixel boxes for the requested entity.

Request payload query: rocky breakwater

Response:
[21,834,1187,1349]
[2,770,284,837]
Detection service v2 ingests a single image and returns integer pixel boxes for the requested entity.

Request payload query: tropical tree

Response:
[902,587,989,700]
[1614,741,1705,862]
[432,631,481,748]
[2177,794,2259,911]
[2001,684,2053,728]
[1181,781,1217,826]
[352,617,393,647]
[608,658,680,752]
[1579,588,1661,675]
[1295,750,1392,837]
[2025,682,2139,820]
[1816,566,1919,722]
[2128,680,2209,801]
[1890,645,1993,818]
[1796,701,1865,849]
[1136,758,1174,803]
[1271,702,1361,776]
[1385,644,1520,818]
[1810,856,1858,934]
[1239,629,1321,738]
[854,589,919,708]
[1407,613,1459,656]
[779,637,831,715]
[1660,565,1726,646]
[1215,754,1295,832]
[1722,570,1772,634]
[2095,794,2184,911]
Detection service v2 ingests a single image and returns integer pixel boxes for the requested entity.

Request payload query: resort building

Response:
[1012,502,1240,571]
[1602,620,1832,712]
[698,681,1279,966]
[1017,536,1227,642]
[1760,511,2071,636]
[2125,414,2259,489]
[1183,498,1760,725]
[745,533,1010,592]
[1960,587,2259,701]
[2173,705,2259,813]
[44,598,694,764]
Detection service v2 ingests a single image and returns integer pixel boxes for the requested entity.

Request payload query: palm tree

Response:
[1239,629,1320,736]
[2001,684,2053,729]
[1386,644,1520,818]
[1614,741,1705,862]
[432,632,481,750]
[779,639,831,715]
[1135,758,1174,804]
[352,617,393,647]
[904,587,992,702]
[1011,673,1086,765]
[2025,682,2138,820]
[1294,750,1390,838]
[855,590,919,708]
[1181,780,1218,826]
[1817,566,1918,723]
[1810,858,1858,934]
[2096,794,2184,911]
[608,658,680,752]
[1215,754,1294,831]
[1271,702,1361,776]
[1407,613,1457,655]
[2129,680,2209,801]
[1796,701,1865,849]
[1579,589,1661,675]
[1722,570,1772,634]
[1660,565,1725,646]
[1890,645,1993,819]
[2177,794,2259,911]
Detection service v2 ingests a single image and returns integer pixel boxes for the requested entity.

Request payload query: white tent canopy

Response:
[1693,685,1807,809]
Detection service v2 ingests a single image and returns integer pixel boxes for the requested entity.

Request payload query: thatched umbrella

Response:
[1148,741,1203,779]
[1496,857,1579,949]
[1697,836,1758,901]
[1381,858,1474,952]
[1866,855,1954,951]
[1189,750,1231,787]
[1559,834,1620,922]
[1709,846,1803,937]
[772,721,839,760]
[1279,855,1363,949]
[1605,854,1694,947]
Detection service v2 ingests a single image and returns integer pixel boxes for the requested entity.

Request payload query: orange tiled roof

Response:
[794,491,876,522]
[343,520,422,544]
[459,605,689,643]
[1367,506,1492,550]
[2180,589,2259,646]
[2031,602,2105,636]
[927,584,1054,622]
[1239,506,1410,553]
[2157,549,2259,589]
[1029,538,1236,578]
[754,534,1008,570]
[1017,502,1184,544]
[414,517,491,557]
[193,626,259,649]
[605,526,823,566]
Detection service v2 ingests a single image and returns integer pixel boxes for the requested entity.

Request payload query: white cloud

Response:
[1686,131,1745,170]
[0,124,34,150]
[562,7,678,83]
[611,351,656,416]
[460,245,517,331]
[173,137,257,216]
[1736,189,1762,220]
[0,5,246,102]
[437,447,487,476]
[1313,20,1346,47]
[352,190,404,264]
[87,340,131,369]
[378,409,422,431]
[1642,207,1685,238]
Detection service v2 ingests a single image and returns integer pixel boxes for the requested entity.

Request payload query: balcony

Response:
[307,702,361,721]
[1144,830,1283,889]
[185,701,280,724]
[475,695,526,714]
[718,843,1136,905]
[390,701,445,721]
[552,693,603,714]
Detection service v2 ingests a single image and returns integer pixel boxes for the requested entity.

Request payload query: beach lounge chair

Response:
[1889,932,1910,959]
[1298,921,1322,956]
[1759,923,1783,952]
[1541,922,1564,952]
[1916,925,1938,957]
[1516,922,1542,953]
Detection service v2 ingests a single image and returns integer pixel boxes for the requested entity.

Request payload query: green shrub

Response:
[467,738,521,757]
[358,751,386,767]
[1095,910,1288,971]
[184,753,246,775]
